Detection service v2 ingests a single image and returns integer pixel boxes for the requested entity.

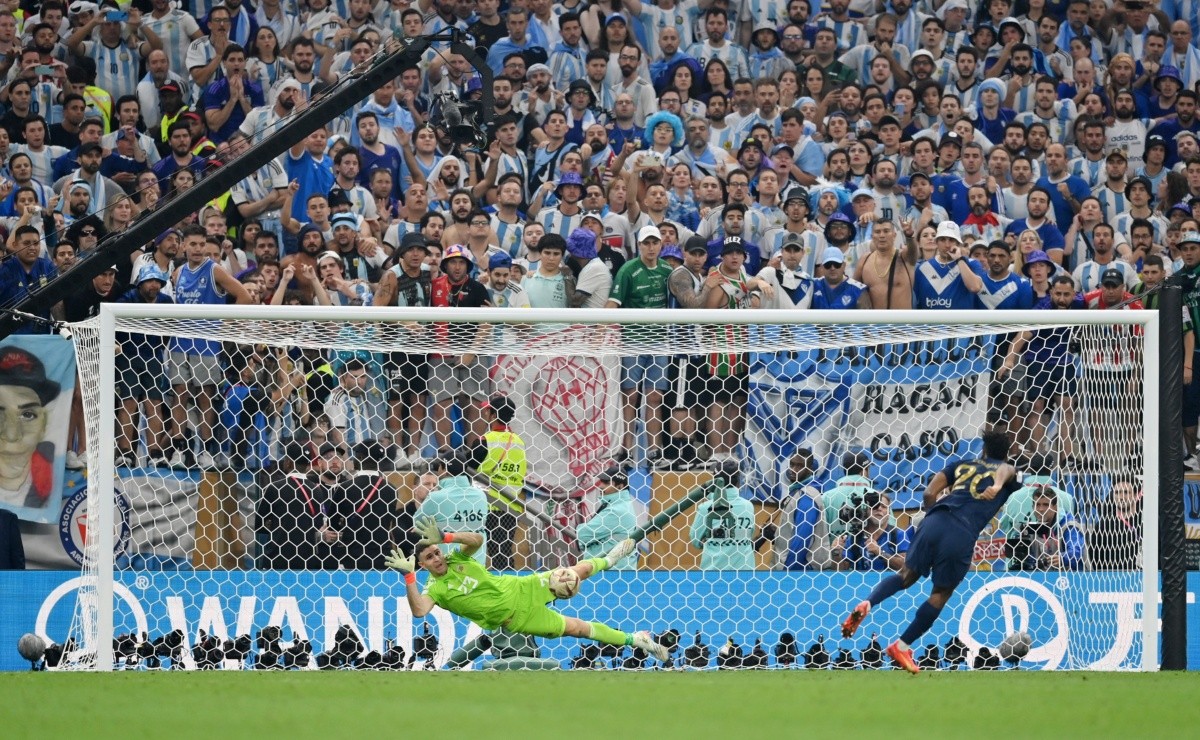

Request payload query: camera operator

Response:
[1005,485,1085,571]
[689,464,756,570]
[780,449,833,571]
[831,491,911,572]
[328,441,398,570]
[256,441,319,569]
[576,464,639,570]
[823,451,879,540]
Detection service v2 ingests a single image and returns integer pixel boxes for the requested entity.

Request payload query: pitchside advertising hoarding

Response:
[1,571,1197,672]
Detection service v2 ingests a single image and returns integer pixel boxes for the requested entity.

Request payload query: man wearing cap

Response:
[703,235,771,461]
[372,232,432,467]
[114,263,174,467]
[812,245,869,309]
[914,221,984,309]
[300,442,353,570]
[576,464,639,570]
[1081,268,1145,469]
[0,346,62,514]
[606,224,673,459]
[428,244,492,449]
[566,226,612,308]
[761,191,819,274]
[485,252,530,310]
[532,165,585,240]
[52,139,123,216]
[755,232,815,310]
[1136,134,1170,196]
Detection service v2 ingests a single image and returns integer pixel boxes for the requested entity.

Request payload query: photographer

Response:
[831,491,911,572]
[1005,486,1085,571]
[576,465,638,571]
[689,465,756,570]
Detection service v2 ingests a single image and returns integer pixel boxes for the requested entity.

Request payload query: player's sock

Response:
[587,621,631,647]
[866,573,906,607]
[899,601,944,645]
[586,557,609,574]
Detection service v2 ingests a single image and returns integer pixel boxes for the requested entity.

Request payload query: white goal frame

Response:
[82,305,1161,671]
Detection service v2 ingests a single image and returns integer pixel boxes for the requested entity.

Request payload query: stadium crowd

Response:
[0,0,1169,571]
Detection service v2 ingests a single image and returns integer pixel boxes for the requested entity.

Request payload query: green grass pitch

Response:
[1,671,1198,739]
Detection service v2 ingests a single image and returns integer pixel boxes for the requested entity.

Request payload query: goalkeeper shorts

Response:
[503,573,566,638]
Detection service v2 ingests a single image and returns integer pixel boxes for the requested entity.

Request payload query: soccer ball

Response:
[998,631,1032,662]
[548,567,580,599]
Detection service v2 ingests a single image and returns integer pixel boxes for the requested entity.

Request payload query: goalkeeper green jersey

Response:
[424,551,516,630]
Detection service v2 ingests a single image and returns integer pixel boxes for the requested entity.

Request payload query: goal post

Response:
[63,305,1165,671]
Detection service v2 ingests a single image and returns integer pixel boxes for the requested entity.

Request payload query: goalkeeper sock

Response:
[867,573,906,607]
[899,601,944,646]
[587,622,630,647]
[586,557,609,574]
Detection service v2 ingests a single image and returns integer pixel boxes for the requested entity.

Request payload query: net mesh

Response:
[60,310,1153,671]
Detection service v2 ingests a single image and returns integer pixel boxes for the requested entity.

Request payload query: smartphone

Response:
[894,102,906,116]
[106,10,128,22]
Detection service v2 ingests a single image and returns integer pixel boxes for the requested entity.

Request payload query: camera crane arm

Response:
[0,28,493,341]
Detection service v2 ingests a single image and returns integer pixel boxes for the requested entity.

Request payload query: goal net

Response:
[57,306,1158,671]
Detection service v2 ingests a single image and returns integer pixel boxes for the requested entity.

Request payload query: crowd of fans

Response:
[0,0,1171,570]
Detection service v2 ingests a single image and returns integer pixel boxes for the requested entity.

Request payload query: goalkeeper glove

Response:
[415,516,446,546]
[384,548,415,574]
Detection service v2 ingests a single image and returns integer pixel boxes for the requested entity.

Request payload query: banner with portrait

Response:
[0,335,74,525]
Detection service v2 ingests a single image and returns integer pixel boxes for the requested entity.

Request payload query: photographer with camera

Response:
[831,491,911,572]
[576,464,639,571]
[1005,485,1085,571]
[689,462,756,570]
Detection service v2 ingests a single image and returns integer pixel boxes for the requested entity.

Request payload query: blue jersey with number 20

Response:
[929,458,1022,535]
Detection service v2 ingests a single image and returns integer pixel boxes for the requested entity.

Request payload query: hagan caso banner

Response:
[743,334,991,507]
[2,570,1196,671]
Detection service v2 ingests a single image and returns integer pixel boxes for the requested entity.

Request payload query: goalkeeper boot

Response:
[604,538,636,564]
[632,631,669,663]
[841,600,870,639]
[886,641,919,675]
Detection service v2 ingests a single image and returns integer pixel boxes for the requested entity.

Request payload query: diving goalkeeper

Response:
[385,517,669,661]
